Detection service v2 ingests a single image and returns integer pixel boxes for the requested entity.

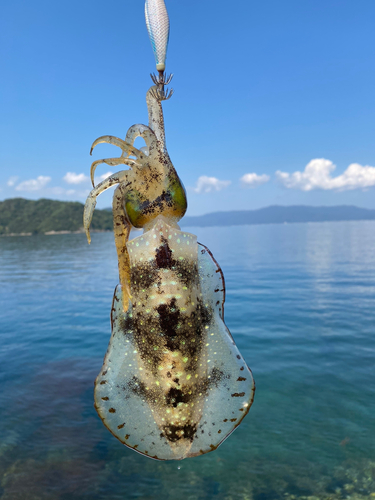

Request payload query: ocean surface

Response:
[0,221,374,500]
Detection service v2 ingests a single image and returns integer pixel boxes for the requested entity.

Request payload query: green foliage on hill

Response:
[0,198,113,235]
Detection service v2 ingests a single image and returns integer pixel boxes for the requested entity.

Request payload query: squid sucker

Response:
[83,1,254,461]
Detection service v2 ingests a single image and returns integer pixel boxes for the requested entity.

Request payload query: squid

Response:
[83,0,255,461]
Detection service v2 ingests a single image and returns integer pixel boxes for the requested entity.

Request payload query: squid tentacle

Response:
[112,183,132,311]
[83,170,129,244]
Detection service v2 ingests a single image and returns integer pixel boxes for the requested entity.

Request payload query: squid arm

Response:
[90,135,141,158]
[146,85,169,151]
[90,156,139,188]
[123,123,158,159]
[83,170,129,244]
[90,135,142,187]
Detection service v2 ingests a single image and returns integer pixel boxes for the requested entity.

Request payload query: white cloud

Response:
[276,159,375,191]
[7,176,19,187]
[193,175,231,193]
[241,173,270,188]
[53,187,89,198]
[63,172,89,184]
[15,176,51,192]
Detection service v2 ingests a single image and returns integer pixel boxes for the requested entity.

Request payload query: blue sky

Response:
[1,0,374,215]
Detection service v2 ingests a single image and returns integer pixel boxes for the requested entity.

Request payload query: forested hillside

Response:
[0,198,112,235]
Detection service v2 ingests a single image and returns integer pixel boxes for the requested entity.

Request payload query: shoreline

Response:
[0,229,112,237]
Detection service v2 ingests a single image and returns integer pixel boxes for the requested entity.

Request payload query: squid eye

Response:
[124,191,143,228]
[169,177,188,212]
[124,176,187,228]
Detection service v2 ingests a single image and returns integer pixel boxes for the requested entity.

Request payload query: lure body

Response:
[84,82,255,460]
[145,0,170,72]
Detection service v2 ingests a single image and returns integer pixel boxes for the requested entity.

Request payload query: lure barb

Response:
[150,72,174,100]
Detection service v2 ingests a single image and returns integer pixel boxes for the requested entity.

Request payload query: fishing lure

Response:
[83,0,255,461]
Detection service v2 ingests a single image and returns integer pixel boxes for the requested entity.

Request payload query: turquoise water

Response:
[0,221,374,500]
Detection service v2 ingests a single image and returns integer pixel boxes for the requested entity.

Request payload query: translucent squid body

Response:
[84,79,255,461]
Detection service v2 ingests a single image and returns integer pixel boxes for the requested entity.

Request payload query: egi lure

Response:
[83,0,255,461]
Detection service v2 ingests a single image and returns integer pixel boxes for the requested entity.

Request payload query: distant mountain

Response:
[1,199,374,236]
[0,198,112,235]
[180,205,375,227]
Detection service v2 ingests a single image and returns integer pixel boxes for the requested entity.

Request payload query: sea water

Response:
[0,221,374,500]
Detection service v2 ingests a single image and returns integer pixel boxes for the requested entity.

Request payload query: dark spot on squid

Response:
[117,423,125,429]
[237,377,246,381]
[109,408,116,413]
[121,314,134,334]
[231,392,245,398]
[125,434,130,439]
[236,355,241,359]
[102,370,107,376]
[240,366,244,371]
[175,261,200,288]
[139,190,175,219]
[155,236,174,268]
[101,397,109,401]
[230,418,237,422]
[100,380,107,385]
[157,298,180,349]
[198,298,212,327]
[163,422,197,443]
[208,367,230,388]
[218,430,222,434]
[166,387,190,407]
[130,263,158,292]
[223,419,228,422]
[127,376,149,399]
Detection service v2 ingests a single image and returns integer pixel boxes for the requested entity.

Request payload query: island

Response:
[1,198,375,236]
